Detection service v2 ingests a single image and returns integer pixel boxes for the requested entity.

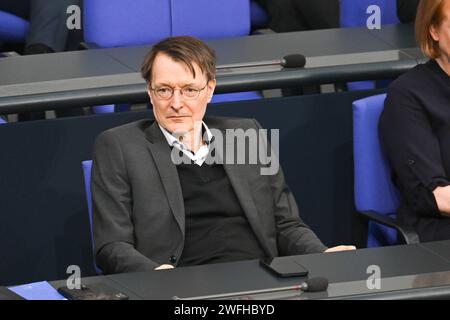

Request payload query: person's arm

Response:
[379,84,450,219]
[252,120,355,255]
[92,130,163,274]
[269,163,328,255]
[432,186,450,215]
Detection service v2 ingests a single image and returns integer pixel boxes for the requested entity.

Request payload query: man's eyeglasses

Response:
[150,83,208,100]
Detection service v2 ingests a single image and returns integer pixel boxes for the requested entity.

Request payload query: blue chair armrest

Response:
[359,210,420,245]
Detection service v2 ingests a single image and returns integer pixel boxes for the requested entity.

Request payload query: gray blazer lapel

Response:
[145,122,185,236]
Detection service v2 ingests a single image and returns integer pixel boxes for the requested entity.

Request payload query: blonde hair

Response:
[415,0,448,59]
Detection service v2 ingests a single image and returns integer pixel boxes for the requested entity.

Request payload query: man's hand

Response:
[324,245,356,253]
[154,264,175,270]
[433,186,450,215]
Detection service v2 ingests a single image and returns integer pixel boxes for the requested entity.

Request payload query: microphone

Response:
[280,54,306,68]
[300,277,329,292]
[173,277,329,300]
[216,54,306,70]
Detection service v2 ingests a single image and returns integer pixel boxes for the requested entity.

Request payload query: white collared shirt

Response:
[159,121,213,166]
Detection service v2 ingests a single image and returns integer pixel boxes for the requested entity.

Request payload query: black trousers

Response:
[396,0,419,23]
[0,0,81,51]
[256,0,340,32]
[0,1,29,18]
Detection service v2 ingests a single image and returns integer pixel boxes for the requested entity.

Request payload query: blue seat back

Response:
[171,0,251,39]
[0,118,7,124]
[347,81,377,91]
[211,91,262,104]
[81,160,102,274]
[83,0,171,47]
[92,105,115,114]
[84,0,251,46]
[0,10,29,43]
[340,0,399,28]
[353,94,401,247]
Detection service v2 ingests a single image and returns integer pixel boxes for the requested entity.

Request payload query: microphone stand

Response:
[173,284,306,300]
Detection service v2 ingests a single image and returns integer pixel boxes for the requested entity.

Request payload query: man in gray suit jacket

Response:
[92,36,355,274]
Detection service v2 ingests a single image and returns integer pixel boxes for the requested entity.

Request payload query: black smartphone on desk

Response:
[260,258,309,277]
[57,283,129,300]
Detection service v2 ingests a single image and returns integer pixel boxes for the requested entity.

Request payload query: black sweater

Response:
[379,59,450,242]
[176,162,266,266]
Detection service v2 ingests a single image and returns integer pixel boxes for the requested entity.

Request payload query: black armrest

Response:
[78,42,102,50]
[359,210,420,245]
